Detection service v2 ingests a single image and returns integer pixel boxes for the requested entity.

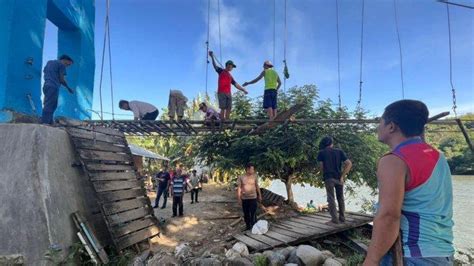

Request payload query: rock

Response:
[139,250,151,261]
[275,246,295,260]
[268,251,286,266]
[287,249,303,265]
[284,264,298,266]
[334,258,346,265]
[130,256,145,266]
[231,242,249,257]
[187,257,222,266]
[223,256,254,266]
[147,254,180,266]
[175,243,194,261]
[0,254,25,265]
[321,250,335,261]
[323,258,343,266]
[262,250,274,259]
[296,245,324,265]
[225,249,242,259]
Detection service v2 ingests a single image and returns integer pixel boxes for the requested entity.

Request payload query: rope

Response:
[283,0,288,92]
[273,0,276,64]
[106,0,114,120]
[217,0,223,63]
[336,0,342,109]
[357,0,365,109]
[446,4,457,117]
[205,0,211,96]
[393,0,405,99]
[98,5,109,120]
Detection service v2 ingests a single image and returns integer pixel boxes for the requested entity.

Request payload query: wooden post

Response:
[455,119,474,152]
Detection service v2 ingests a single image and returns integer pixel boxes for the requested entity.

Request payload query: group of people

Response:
[41,52,280,124]
[236,100,455,266]
[153,166,203,217]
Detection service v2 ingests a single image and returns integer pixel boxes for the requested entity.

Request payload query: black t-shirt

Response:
[156,171,171,188]
[317,148,348,180]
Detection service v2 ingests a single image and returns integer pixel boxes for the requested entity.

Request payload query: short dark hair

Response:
[382,99,429,137]
[319,136,333,150]
[59,54,73,63]
[245,162,254,169]
[119,100,129,108]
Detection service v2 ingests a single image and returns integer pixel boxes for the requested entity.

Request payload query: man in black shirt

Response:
[153,166,171,209]
[317,136,352,224]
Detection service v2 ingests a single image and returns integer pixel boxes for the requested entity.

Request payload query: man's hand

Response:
[209,51,213,57]
[238,198,242,206]
[242,89,248,95]
[258,196,263,202]
[242,82,249,87]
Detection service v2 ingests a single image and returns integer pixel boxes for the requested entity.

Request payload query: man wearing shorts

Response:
[243,60,281,120]
[209,51,247,120]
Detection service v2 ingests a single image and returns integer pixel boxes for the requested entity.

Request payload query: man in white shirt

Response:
[199,102,220,122]
[119,100,159,120]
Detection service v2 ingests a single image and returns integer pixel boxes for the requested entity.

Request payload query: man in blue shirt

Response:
[41,55,75,124]
[153,166,171,209]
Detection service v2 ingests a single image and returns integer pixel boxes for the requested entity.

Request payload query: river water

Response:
[268,175,474,251]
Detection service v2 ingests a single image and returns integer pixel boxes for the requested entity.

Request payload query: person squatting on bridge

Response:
[208,50,248,121]
[168,89,188,121]
[119,100,159,120]
[237,163,263,231]
[41,55,75,124]
[153,165,171,209]
[169,168,192,217]
[199,102,220,125]
[243,60,282,120]
[317,136,352,225]
[364,100,454,266]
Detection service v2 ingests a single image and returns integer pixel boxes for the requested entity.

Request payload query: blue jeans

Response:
[41,85,59,124]
[154,186,168,208]
[381,252,453,266]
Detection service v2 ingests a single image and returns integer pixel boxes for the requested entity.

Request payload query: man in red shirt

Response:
[209,51,248,120]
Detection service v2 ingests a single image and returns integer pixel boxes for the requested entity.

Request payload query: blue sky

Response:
[43,0,473,120]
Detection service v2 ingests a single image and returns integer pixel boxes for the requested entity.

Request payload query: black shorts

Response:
[218,93,232,109]
[263,89,277,109]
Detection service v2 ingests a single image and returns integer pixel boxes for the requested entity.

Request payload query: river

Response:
[268,175,474,252]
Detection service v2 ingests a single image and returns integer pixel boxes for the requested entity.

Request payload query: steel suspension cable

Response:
[336,0,342,109]
[446,4,457,117]
[106,0,115,120]
[357,0,365,109]
[273,0,276,64]
[283,0,287,92]
[205,0,211,97]
[98,2,110,120]
[217,0,223,63]
[393,0,405,99]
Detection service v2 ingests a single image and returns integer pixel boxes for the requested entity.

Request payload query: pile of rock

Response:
[136,242,347,266]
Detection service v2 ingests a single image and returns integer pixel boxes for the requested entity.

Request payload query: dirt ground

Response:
[147,183,246,255]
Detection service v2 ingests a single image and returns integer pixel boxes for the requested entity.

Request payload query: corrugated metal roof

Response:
[128,144,169,161]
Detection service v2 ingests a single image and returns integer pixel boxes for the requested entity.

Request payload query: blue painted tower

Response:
[0,0,95,122]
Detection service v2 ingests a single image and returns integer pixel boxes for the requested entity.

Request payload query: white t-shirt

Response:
[129,101,157,119]
[205,107,220,120]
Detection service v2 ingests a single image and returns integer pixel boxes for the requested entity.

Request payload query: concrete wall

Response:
[0,0,95,122]
[0,124,106,264]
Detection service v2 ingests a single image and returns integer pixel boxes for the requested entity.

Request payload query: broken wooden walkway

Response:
[233,211,372,251]
[63,122,160,251]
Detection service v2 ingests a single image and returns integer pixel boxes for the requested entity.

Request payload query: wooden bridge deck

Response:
[233,211,373,251]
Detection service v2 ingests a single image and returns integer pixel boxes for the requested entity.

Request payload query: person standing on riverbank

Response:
[153,166,171,209]
[364,100,454,266]
[317,136,352,224]
[237,163,263,231]
[189,170,201,204]
[170,168,192,217]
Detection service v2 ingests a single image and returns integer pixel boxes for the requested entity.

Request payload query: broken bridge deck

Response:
[233,211,373,251]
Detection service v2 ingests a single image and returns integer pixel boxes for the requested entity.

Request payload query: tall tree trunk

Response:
[284,176,294,204]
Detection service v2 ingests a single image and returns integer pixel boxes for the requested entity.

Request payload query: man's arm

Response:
[236,177,242,205]
[233,82,248,94]
[209,51,219,72]
[364,155,406,265]
[60,74,74,94]
[276,76,282,90]
[340,159,353,183]
[318,162,324,176]
[256,179,262,202]
[243,71,264,87]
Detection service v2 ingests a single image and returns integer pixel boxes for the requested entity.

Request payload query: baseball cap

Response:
[225,60,237,68]
[264,60,273,67]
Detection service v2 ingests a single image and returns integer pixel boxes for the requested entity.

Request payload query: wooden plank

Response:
[264,230,298,244]
[270,224,307,238]
[93,180,143,192]
[310,212,364,223]
[86,164,134,172]
[75,125,125,137]
[102,198,149,215]
[345,211,374,219]
[112,217,157,238]
[67,128,126,144]
[90,171,137,181]
[234,234,272,251]
[244,232,285,247]
[79,149,131,162]
[107,207,151,225]
[74,139,129,153]
[291,217,334,230]
[279,220,321,233]
[116,225,160,250]
[97,188,146,203]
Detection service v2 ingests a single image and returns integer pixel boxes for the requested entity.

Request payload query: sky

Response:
[43,0,474,120]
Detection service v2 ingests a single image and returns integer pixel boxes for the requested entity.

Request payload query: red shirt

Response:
[217,67,236,95]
